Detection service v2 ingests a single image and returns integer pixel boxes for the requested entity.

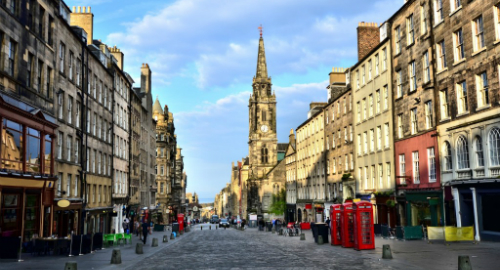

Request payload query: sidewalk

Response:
[0,227,192,270]
[244,226,500,270]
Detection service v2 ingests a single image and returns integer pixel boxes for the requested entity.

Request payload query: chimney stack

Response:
[110,45,124,70]
[357,22,380,61]
[141,63,152,94]
[70,6,94,45]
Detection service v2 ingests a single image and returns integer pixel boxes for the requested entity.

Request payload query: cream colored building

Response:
[295,102,327,223]
[351,35,395,226]
[352,38,394,196]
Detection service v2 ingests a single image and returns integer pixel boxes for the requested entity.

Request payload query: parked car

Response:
[219,219,230,228]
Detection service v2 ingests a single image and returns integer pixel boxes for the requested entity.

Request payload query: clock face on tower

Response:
[260,125,268,133]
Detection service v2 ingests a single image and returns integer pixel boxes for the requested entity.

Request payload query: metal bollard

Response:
[110,249,121,264]
[135,243,144,254]
[163,235,168,243]
[170,233,175,240]
[458,256,472,270]
[300,233,306,240]
[152,238,158,247]
[382,244,393,259]
[64,261,78,270]
[317,235,324,245]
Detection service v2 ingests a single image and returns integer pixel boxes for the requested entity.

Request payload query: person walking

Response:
[142,216,149,244]
[325,217,331,235]
[134,219,140,237]
[122,218,129,234]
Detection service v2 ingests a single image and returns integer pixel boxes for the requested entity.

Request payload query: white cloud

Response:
[106,0,402,89]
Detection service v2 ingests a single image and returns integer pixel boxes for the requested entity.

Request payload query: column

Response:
[470,188,480,242]
[453,188,461,227]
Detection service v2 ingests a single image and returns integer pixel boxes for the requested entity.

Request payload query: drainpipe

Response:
[470,187,480,242]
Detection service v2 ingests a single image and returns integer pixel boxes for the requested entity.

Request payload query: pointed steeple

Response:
[255,34,268,80]
[153,96,163,114]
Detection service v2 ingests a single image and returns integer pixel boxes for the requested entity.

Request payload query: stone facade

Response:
[433,0,500,241]
[357,22,381,61]
[153,96,177,223]
[390,0,442,227]
[324,68,353,219]
[295,102,327,223]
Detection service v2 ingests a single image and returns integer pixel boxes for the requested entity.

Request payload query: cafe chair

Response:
[103,234,116,247]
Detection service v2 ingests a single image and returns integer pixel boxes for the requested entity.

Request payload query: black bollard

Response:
[201,226,203,230]
[209,225,211,230]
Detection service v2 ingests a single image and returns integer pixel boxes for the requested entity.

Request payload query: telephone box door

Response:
[340,203,354,248]
[330,204,342,246]
[353,201,375,250]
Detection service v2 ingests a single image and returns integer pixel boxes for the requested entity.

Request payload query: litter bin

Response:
[172,222,179,233]
[266,221,272,231]
[311,222,317,240]
[315,222,329,244]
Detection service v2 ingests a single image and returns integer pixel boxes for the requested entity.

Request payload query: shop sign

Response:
[314,204,323,208]
[305,204,312,209]
[57,199,70,208]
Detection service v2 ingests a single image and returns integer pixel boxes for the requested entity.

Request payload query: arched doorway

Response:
[303,209,308,222]
[297,208,302,223]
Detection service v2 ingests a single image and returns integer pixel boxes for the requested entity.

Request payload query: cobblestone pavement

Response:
[128,224,419,270]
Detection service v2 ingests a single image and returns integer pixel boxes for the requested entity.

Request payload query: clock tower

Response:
[248,31,278,177]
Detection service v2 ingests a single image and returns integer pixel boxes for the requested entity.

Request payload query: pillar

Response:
[470,188,480,242]
[453,188,462,227]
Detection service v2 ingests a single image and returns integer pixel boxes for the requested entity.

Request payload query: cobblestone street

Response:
[129,225,417,270]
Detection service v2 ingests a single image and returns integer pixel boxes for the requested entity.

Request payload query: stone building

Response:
[153,96,176,223]
[389,0,442,227]
[323,68,352,219]
[172,147,186,218]
[246,33,286,219]
[138,64,157,211]
[285,129,297,223]
[129,85,141,217]
[0,0,59,241]
[433,0,500,241]
[295,102,327,223]
[351,23,396,227]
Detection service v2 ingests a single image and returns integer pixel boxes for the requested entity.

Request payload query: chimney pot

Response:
[88,6,91,13]
[77,6,81,13]
[72,6,75,12]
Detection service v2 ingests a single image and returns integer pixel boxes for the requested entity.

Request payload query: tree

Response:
[269,188,286,216]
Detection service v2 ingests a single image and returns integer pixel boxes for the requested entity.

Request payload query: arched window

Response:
[443,142,452,170]
[456,136,470,169]
[474,136,484,167]
[489,128,500,166]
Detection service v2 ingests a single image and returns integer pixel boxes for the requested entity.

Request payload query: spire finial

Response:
[258,24,263,37]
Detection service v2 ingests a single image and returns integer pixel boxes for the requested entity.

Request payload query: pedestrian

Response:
[142,216,149,244]
[134,219,140,237]
[122,218,129,234]
[325,217,331,235]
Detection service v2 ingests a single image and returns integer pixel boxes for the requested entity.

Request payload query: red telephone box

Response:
[353,201,375,250]
[177,213,185,231]
[340,202,354,248]
[329,204,342,246]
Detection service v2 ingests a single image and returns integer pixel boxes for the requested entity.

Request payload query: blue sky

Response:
[66,0,402,203]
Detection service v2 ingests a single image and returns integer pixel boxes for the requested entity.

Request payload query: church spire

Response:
[255,26,268,80]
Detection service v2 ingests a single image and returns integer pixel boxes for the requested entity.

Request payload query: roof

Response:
[153,97,163,114]
[277,143,288,152]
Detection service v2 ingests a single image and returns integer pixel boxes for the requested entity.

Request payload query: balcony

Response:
[490,168,500,177]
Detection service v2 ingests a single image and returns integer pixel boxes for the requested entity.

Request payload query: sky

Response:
[66,0,402,203]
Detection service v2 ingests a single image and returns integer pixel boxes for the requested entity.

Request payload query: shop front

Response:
[84,207,112,234]
[452,182,500,241]
[285,204,296,223]
[313,203,325,222]
[0,98,58,243]
[404,192,443,227]
[53,199,82,237]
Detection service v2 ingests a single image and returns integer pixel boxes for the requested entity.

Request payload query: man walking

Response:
[122,218,129,234]
[325,217,331,235]
[142,216,150,244]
